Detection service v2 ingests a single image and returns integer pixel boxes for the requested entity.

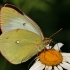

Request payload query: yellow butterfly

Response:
[0,4,51,64]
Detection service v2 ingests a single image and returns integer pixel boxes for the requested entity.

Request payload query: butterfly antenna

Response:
[49,28,62,38]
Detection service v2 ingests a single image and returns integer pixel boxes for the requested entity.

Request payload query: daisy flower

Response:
[29,43,70,70]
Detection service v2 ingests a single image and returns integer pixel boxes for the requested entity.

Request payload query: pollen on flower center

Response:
[39,49,63,66]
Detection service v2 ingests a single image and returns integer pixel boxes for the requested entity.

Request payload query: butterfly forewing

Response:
[1,4,44,40]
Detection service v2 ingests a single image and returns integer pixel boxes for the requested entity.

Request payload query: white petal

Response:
[45,66,48,70]
[29,61,45,70]
[60,62,70,70]
[61,53,70,56]
[48,66,52,70]
[62,62,70,68]
[36,58,39,61]
[46,46,51,49]
[54,66,58,70]
[63,56,70,63]
[46,44,52,49]
[53,43,64,51]
[57,65,63,70]
[36,65,45,70]
[66,56,70,63]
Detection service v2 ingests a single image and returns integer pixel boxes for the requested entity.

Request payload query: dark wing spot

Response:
[23,23,26,26]
[6,37,9,39]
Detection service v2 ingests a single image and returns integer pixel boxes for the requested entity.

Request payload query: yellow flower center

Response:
[39,49,63,66]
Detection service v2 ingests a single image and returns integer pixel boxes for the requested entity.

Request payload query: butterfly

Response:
[0,4,51,64]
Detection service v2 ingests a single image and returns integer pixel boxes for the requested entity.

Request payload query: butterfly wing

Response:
[1,4,44,40]
[0,29,41,64]
[0,4,45,64]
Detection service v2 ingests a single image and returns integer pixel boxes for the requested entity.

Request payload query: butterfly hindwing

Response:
[0,29,41,64]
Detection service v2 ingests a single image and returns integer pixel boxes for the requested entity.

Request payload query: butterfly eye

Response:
[23,23,26,26]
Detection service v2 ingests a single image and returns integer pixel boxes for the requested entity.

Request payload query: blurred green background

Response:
[0,0,70,70]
